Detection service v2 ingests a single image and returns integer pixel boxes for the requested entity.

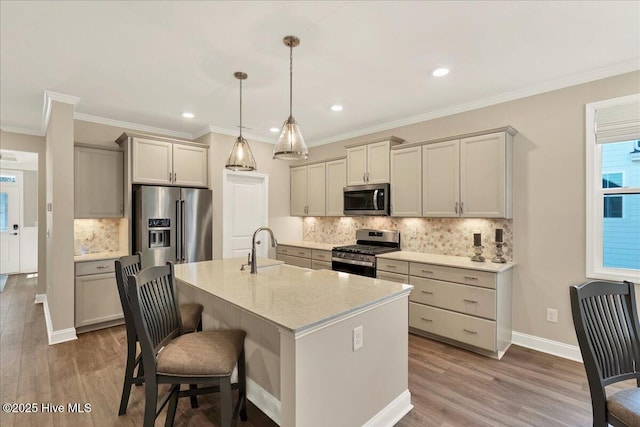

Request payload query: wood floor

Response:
[0,273,623,426]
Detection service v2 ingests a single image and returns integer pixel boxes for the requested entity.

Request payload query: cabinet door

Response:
[366,140,391,184]
[422,140,459,217]
[325,159,346,216]
[460,132,507,218]
[306,163,326,216]
[74,147,123,218]
[346,145,367,185]
[290,166,308,216]
[390,146,422,216]
[75,273,123,327]
[173,144,208,187]
[132,138,173,185]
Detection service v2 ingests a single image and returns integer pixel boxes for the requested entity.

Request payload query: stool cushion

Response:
[608,388,640,426]
[179,303,203,332]
[157,330,246,378]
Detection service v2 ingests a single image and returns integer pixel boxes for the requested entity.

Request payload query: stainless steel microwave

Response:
[343,183,390,216]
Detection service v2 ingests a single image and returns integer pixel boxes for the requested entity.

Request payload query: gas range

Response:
[332,229,400,277]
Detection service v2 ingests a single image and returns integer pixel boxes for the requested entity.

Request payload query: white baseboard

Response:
[42,295,77,345]
[247,377,281,425]
[512,331,582,362]
[363,390,413,427]
[34,293,46,304]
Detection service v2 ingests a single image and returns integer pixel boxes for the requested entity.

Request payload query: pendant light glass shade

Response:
[273,35,309,160]
[226,71,256,171]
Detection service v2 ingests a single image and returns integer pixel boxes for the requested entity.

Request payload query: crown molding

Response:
[41,90,81,134]
[308,59,640,147]
[0,125,44,137]
[74,113,193,140]
[194,124,275,144]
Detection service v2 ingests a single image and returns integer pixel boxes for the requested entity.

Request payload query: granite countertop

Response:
[277,241,343,251]
[74,251,129,262]
[377,251,515,273]
[174,257,412,334]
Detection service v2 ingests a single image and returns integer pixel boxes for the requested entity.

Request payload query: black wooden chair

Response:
[114,253,204,415]
[128,263,247,427]
[570,280,640,426]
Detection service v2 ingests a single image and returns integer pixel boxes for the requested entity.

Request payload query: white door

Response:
[0,174,20,274]
[222,171,269,260]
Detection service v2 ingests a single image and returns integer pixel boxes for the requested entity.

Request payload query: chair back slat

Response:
[115,253,143,341]
[128,264,183,359]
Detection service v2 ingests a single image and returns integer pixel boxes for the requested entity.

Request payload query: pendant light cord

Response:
[289,43,293,118]
[239,78,243,138]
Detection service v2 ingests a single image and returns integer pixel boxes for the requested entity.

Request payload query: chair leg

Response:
[238,351,248,421]
[136,357,144,385]
[143,377,158,427]
[220,377,232,427]
[164,385,179,427]
[189,384,198,408]
[118,335,138,415]
[196,318,203,332]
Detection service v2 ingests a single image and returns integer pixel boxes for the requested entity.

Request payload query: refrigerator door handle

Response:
[181,199,186,262]
[176,200,182,262]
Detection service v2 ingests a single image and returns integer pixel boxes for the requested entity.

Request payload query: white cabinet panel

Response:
[74,146,123,218]
[346,145,368,185]
[422,140,459,217]
[75,270,123,328]
[325,159,346,216]
[173,144,208,187]
[367,140,391,184]
[307,163,326,216]
[290,166,308,216]
[391,146,422,216]
[132,138,173,184]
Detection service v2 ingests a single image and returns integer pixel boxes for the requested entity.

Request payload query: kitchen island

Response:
[174,258,413,427]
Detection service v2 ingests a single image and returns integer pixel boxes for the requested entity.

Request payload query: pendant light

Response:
[226,71,257,171]
[273,35,309,160]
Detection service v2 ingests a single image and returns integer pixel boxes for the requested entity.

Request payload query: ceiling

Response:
[1,1,639,146]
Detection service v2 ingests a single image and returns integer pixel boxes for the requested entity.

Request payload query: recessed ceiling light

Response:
[331,105,343,112]
[269,127,280,133]
[432,68,450,77]
[182,112,195,118]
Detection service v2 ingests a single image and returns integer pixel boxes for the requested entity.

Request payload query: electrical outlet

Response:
[353,326,364,351]
[546,308,558,323]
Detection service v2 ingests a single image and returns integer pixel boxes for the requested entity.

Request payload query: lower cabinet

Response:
[376,258,409,283]
[75,259,124,331]
[277,245,332,270]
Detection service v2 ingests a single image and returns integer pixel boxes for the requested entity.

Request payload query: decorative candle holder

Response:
[470,245,485,262]
[492,242,507,263]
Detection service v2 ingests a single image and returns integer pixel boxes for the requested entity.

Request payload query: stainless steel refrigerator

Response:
[133,185,212,267]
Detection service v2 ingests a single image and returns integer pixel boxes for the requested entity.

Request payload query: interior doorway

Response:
[0,150,39,277]
[222,170,269,259]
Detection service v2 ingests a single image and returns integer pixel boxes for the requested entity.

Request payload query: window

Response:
[0,193,7,232]
[586,94,640,281]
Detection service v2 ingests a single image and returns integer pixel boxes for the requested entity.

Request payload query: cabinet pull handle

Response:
[463,299,478,304]
[174,172,177,182]
[421,290,433,295]
[420,317,433,322]
[298,252,305,256]
[455,202,458,214]
[386,264,397,268]
[464,276,478,281]
[460,202,464,214]
[96,265,109,269]
[169,172,172,182]
[463,328,478,335]
[421,269,434,274]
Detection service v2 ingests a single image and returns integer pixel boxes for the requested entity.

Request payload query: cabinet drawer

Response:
[277,245,311,259]
[75,273,123,328]
[409,262,496,289]
[409,276,496,320]
[277,254,312,269]
[377,258,409,275]
[409,303,496,351]
[312,260,332,270]
[376,270,408,284]
[312,249,332,262]
[75,259,116,276]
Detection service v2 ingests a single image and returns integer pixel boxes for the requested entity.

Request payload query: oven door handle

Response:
[372,189,379,210]
[332,257,375,268]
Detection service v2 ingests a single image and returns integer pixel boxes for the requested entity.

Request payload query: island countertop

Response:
[174,258,412,335]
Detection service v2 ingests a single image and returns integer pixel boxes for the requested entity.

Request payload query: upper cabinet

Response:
[74,146,124,218]
[422,130,514,218]
[390,146,422,217]
[290,163,326,216]
[346,137,403,185]
[131,137,208,187]
[325,158,346,216]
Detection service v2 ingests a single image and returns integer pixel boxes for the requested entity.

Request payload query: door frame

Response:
[222,170,269,259]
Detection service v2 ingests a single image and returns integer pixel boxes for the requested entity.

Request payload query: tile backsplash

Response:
[74,219,121,254]
[303,217,513,261]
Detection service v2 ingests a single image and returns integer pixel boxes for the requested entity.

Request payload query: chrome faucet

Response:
[250,227,278,274]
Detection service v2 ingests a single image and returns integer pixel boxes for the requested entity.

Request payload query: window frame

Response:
[586,94,640,282]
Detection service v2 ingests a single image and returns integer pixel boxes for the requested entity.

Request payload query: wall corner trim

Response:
[42,295,77,345]
[512,331,582,362]
[42,90,81,135]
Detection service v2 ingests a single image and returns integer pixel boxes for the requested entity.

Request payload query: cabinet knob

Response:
[463,299,478,304]
[420,317,433,322]
[463,328,478,335]
[455,202,459,214]
[460,202,464,214]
